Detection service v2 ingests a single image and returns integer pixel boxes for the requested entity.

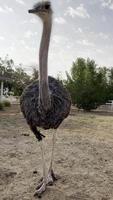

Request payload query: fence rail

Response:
[97,104,113,112]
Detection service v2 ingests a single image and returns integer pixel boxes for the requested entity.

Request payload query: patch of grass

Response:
[0,101,4,110]
[3,100,11,107]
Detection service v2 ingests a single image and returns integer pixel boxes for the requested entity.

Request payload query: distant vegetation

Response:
[0,100,11,110]
[0,56,113,111]
[65,58,113,111]
[0,56,38,96]
[3,100,11,107]
[0,101,4,110]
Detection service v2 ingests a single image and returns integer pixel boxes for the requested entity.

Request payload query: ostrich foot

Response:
[34,182,46,198]
[36,170,60,191]
[36,173,53,190]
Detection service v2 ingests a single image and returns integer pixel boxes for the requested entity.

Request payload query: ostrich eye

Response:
[45,4,50,9]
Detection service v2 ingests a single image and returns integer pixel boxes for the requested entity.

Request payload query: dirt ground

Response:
[1,105,113,200]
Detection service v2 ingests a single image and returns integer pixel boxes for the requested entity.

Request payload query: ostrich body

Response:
[20,76,70,131]
[20,1,71,197]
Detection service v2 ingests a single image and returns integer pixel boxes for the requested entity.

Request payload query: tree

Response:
[0,56,31,96]
[0,56,14,93]
[96,67,108,104]
[31,67,39,81]
[65,58,108,111]
[12,66,31,96]
[65,72,76,104]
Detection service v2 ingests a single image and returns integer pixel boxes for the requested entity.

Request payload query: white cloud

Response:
[7,43,15,52]
[96,49,104,53]
[52,35,63,44]
[0,5,14,13]
[77,39,95,47]
[21,20,28,24]
[66,0,71,3]
[21,18,37,25]
[16,0,25,5]
[0,6,5,13]
[52,35,68,45]
[65,4,90,19]
[25,46,35,51]
[102,15,107,22]
[100,0,113,10]
[24,31,33,38]
[24,30,37,39]
[0,36,5,40]
[98,32,109,39]
[54,17,66,24]
[90,31,109,40]
[20,39,35,51]
[20,40,26,45]
[30,18,37,24]
[78,27,83,33]
[74,27,84,34]
[5,6,14,13]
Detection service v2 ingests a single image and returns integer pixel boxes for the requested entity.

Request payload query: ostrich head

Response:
[28,1,52,21]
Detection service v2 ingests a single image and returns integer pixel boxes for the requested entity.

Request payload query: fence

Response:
[98,103,113,112]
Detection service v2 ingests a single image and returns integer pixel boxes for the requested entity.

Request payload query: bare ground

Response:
[1,105,113,200]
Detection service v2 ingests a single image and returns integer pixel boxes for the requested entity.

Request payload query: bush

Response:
[3,100,11,107]
[65,58,108,111]
[0,102,4,110]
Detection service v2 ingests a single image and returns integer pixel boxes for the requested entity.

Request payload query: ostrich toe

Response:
[36,174,53,190]
[50,169,60,181]
[36,170,60,190]
[34,182,46,198]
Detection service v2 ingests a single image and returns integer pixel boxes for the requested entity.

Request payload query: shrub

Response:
[65,58,108,111]
[3,100,11,107]
[0,101,4,110]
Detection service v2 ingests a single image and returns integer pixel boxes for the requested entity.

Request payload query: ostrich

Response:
[20,0,71,197]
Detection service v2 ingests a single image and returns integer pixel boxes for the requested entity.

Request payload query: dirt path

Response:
[1,105,113,200]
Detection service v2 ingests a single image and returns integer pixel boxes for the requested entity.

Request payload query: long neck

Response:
[39,17,52,110]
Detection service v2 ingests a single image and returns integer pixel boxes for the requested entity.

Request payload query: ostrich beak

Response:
[28,9,36,14]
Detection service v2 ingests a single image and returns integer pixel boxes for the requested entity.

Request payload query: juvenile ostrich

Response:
[20,1,71,197]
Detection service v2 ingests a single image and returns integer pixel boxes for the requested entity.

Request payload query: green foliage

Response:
[0,100,11,111]
[3,100,11,107]
[0,56,31,96]
[0,56,14,91]
[1,55,113,111]
[31,67,39,81]
[65,58,109,111]
[0,102,4,110]
[107,68,113,100]
[12,66,31,96]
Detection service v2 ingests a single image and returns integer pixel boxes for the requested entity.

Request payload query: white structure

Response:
[0,81,4,101]
[0,71,4,101]
[99,100,113,112]
[0,73,15,103]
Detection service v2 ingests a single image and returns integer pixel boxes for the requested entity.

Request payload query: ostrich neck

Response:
[39,17,52,110]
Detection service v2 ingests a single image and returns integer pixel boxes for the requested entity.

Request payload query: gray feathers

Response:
[20,76,71,130]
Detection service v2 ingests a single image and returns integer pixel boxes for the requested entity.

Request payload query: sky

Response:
[0,0,113,77]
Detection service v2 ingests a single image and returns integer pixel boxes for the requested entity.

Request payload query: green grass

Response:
[0,100,11,110]
[0,101,4,110]
[3,100,11,107]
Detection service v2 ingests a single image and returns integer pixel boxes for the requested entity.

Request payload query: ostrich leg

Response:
[34,140,47,197]
[35,139,55,196]
[48,130,60,181]
[30,126,51,196]
[36,130,59,196]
